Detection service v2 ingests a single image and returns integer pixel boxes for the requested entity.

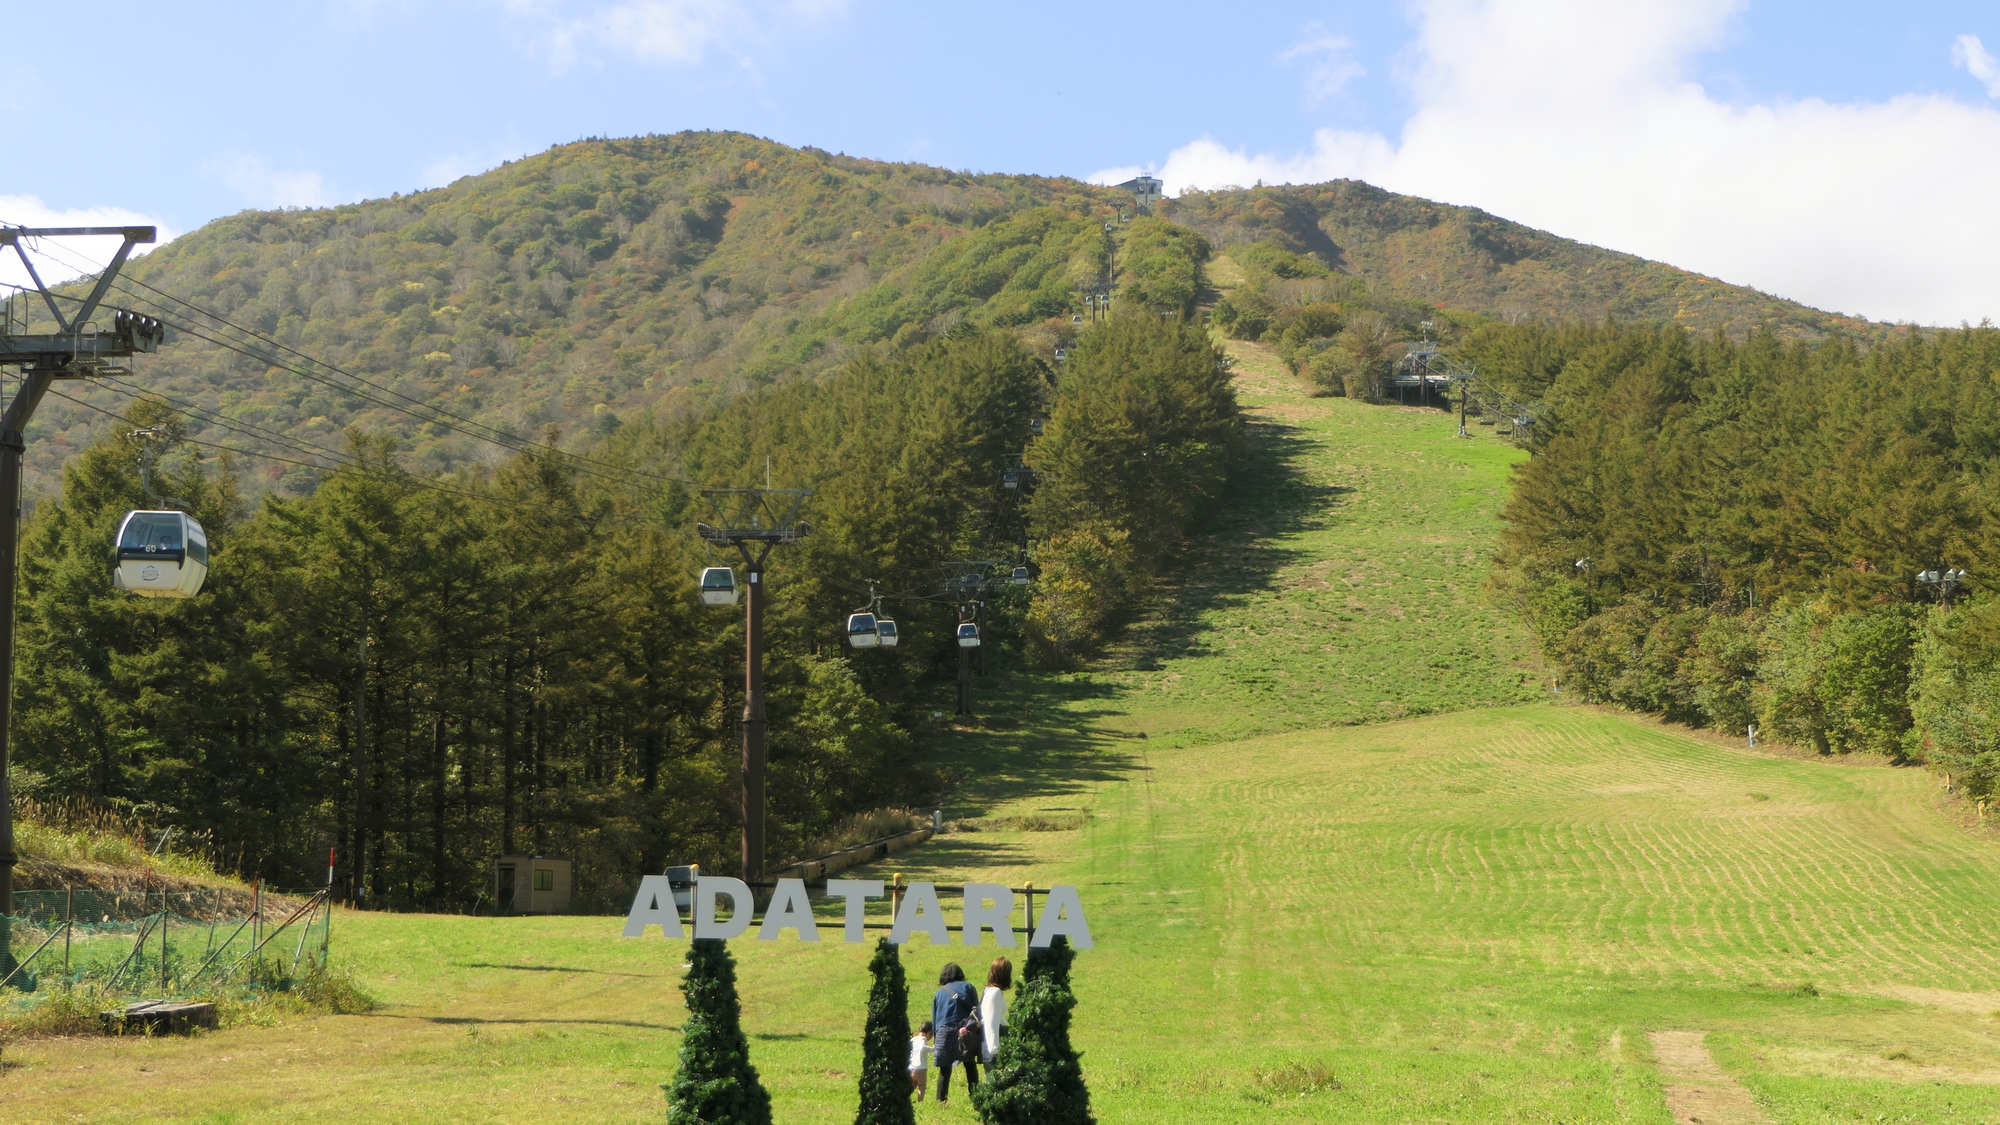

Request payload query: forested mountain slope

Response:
[19,133,1878,497]
[1168,181,1881,340]
[24,132,1140,492]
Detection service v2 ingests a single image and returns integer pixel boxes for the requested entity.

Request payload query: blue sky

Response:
[7,1,2000,323]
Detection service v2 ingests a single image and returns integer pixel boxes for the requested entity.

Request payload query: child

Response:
[909,1020,934,1101]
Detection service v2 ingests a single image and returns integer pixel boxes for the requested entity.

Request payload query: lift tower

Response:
[697,487,811,884]
[0,227,160,955]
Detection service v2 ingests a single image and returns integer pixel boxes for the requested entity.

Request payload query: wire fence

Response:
[0,886,330,993]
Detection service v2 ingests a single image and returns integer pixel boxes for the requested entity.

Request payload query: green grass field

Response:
[9,343,2000,1124]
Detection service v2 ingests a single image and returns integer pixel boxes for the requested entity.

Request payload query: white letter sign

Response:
[1030,884,1093,949]
[825,879,884,943]
[758,877,819,942]
[694,876,755,940]
[889,881,949,945]
[621,875,686,938]
[960,882,1016,947]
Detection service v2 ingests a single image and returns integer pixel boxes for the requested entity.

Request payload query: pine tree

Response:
[853,938,916,1125]
[970,937,1093,1125]
[666,939,773,1125]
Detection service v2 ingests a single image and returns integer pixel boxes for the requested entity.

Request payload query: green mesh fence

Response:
[0,888,330,993]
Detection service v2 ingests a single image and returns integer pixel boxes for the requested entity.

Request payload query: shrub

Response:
[971,936,1092,1125]
[667,940,772,1125]
[853,938,914,1125]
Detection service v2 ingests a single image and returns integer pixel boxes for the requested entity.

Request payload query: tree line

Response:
[1491,321,2000,794]
[12,317,1239,908]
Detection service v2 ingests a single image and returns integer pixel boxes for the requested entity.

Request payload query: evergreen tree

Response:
[666,939,772,1125]
[853,938,915,1125]
[970,937,1093,1125]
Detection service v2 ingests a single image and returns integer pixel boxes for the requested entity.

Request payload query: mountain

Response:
[21,132,1883,494]
[1166,181,1881,339]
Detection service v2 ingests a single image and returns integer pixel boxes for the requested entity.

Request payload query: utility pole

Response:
[697,488,810,884]
[0,227,159,979]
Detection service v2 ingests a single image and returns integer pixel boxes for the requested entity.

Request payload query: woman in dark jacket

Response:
[930,962,980,1103]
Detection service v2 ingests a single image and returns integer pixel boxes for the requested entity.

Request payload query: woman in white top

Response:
[979,956,1012,1064]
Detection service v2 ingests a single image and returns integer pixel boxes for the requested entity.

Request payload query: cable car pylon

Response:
[0,225,159,965]
[695,486,812,885]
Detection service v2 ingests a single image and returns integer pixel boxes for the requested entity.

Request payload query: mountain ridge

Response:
[18,130,1886,495]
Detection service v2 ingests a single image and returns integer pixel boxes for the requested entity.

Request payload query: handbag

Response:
[957,1011,983,1057]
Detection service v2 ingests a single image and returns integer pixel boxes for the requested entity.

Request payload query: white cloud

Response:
[1087,164,1148,187]
[1118,0,2000,326]
[204,153,333,209]
[0,195,178,293]
[1953,33,2000,97]
[1280,25,1365,106]
[507,0,846,69]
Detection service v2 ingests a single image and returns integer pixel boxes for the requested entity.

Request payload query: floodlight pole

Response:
[0,227,157,976]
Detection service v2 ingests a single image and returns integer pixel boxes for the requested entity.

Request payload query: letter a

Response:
[758,878,819,941]
[889,881,949,945]
[1029,885,1093,949]
[621,875,686,938]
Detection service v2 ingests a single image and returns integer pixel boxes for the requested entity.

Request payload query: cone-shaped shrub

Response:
[970,937,1093,1125]
[853,938,916,1125]
[1024,934,1075,988]
[666,939,773,1125]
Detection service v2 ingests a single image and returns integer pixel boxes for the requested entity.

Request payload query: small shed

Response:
[493,854,573,915]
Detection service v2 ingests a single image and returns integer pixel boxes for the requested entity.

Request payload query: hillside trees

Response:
[1493,321,2000,775]
[1023,317,1240,663]
[9,313,1231,900]
[24,134,1144,496]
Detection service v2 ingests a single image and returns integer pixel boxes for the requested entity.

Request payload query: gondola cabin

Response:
[1003,470,1020,490]
[875,619,899,647]
[956,622,981,648]
[847,612,880,648]
[700,567,739,606]
[113,511,208,598]
[1011,566,1031,586]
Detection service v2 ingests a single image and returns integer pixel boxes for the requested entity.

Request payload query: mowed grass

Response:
[10,347,2000,1123]
[1092,341,1544,748]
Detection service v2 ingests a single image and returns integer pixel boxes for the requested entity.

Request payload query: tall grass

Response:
[14,796,226,881]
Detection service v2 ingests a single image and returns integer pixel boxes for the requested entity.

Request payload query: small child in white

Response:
[909,1020,934,1101]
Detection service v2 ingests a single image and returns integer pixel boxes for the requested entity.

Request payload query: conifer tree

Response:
[970,937,1093,1125]
[666,939,772,1125]
[853,938,916,1125]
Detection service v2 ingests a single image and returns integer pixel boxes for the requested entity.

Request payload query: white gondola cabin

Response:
[956,622,981,648]
[700,567,739,606]
[847,612,880,648]
[114,511,208,598]
[1010,566,1031,586]
[875,619,899,647]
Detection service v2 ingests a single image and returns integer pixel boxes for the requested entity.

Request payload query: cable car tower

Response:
[940,561,1000,716]
[0,226,160,963]
[695,486,811,885]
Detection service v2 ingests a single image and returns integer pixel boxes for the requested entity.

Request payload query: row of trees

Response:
[12,317,1240,905]
[1493,322,2000,792]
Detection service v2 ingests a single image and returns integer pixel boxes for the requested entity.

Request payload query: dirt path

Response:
[1648,1031,1772,1125]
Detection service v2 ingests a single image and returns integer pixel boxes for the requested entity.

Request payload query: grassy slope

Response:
[10,349,2000,1123]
